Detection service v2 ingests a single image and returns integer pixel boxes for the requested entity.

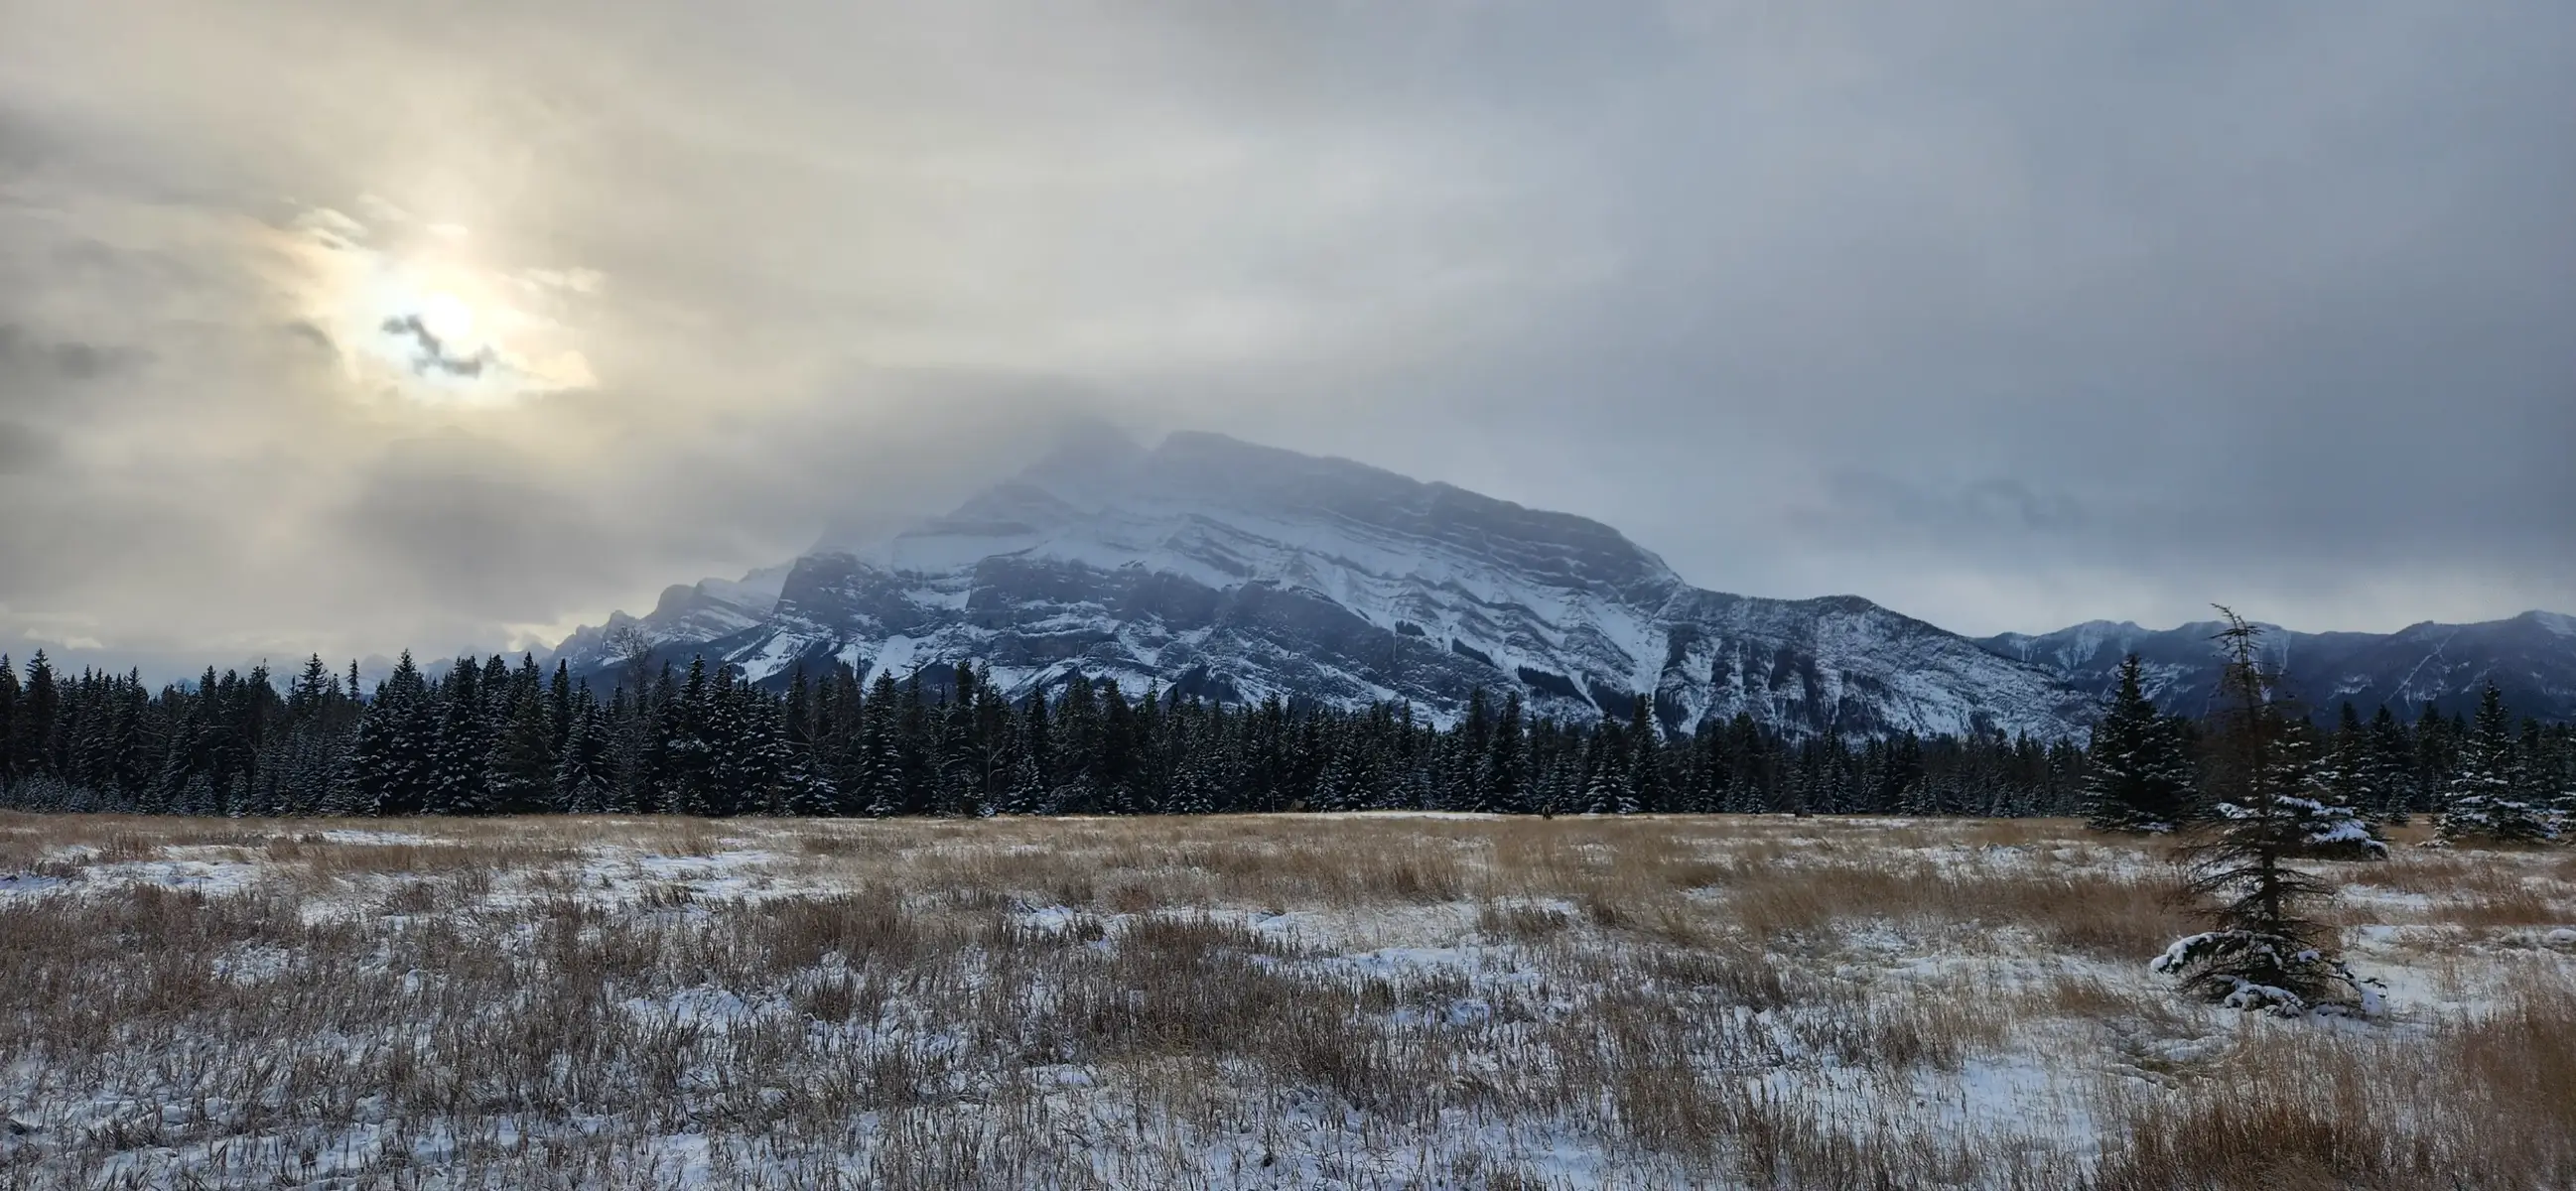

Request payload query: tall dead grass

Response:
[0,811,2567,1188]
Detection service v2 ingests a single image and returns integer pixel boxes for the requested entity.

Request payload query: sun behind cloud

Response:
[285,203,598,407]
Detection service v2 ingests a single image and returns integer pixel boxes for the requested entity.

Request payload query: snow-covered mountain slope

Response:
[1980,610,2576,722]
[551,564,791,666]
[555,432,2095,738]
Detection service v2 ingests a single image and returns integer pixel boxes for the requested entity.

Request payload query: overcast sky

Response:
[4,0,2572,677]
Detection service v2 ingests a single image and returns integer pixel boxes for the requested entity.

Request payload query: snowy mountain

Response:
[551,564,791,672]
[1979,610,2576,723]
[552,431,2095,738]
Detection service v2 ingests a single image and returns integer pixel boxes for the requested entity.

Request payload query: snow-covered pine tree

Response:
[2320,703,2376,817]
[2220,716,2389,860]
[1478,691,1530,814]
[1577,729,1636,815]
[992,691,1050,815]
[554,700,616,814]
[428,658,494,815]
[2551,725,2576,838]
[777,745,839,817]
[858,726,905,818]
[11,652,56,785]
[992,743,1040,817]
[2153,608,2376,1016]
[486,672,559,814]
[1311,740,1359,813]
[2366,705,2414,825]
[2413,704,2456,819]
[353,653,434,816]
[2440,683,2555,844]
[1162,730,1215,816]
[1627,696,1671,813]
[2083,654,2193,833]
[2513,718,2559,835]
[2211,794,2388,860]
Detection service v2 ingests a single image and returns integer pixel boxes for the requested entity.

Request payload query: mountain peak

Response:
[551,430,2090,737]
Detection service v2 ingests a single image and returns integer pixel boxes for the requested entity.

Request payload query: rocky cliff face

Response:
[555,431,2099,737]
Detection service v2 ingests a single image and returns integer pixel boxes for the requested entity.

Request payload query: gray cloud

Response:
[1804,474,2092,542]
[0,325,144,388]
[0,420,52,473]
[2,0,2570,678]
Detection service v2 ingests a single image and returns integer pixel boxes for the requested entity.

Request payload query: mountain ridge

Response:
[1976,609,2576,723]
[552,431,2094,738]
[550,429,2576,734]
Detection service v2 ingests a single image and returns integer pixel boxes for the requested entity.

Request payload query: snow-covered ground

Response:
[0,812,2569,1188]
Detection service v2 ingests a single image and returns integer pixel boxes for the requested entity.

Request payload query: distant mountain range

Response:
[550,429,2576,735]
[1980,611,2576,725]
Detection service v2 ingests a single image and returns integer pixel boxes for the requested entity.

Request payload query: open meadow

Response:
[1,812,2571,1189]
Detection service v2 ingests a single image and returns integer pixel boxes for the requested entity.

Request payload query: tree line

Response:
[0,647,2566,826]
[2082,650,2573,844]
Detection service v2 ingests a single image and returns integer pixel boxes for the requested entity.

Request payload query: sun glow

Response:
[416,290,476,343]
[287,203,598,407]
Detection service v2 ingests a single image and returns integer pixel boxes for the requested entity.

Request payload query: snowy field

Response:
[1,813,2571,1189]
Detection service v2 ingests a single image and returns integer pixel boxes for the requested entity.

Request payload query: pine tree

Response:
[1159,714,1215,816]
[487,677,559,813]
[2514,717,2555,818]
[2413,704,2455,818]
[2440,683,2554,844]
[549,660,575,754]
[2083,655,2194,833]
[997,689,1054,815]
[1478,692,1529,814]
[554,699,616,814]
[638,665,684,814]
[0,655,18,784]
[778,744,839,817]
[2153,608,2376,1016]
[2552,725,2576,837]
[1578,728,1635,815]
[353,653,436,816]
[429,658,494,815]
[13,651,58,783]
[1628,696,1671,813]
[855,673,907,817]
[2367,706,2414,825]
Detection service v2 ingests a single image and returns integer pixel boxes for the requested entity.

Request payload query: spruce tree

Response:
[778,745,839,817]
[554,699,616,814]
[2367,706,2414,825]
[2440,683,2554,843]
[13,651,58,783]
[548,660,575,754]
[2413,704,2455,817]
[487,681,559,813]
[855,675,907,818]
[1160,715,1215,816]
[2083,655,2192,833]
[0,655,18,783]
[430,658,494,815]
[1478,691,1529,814]
[353,653,434,816]
[1628,696,1671,812]
[997,689,1054,815]
[2153,608,2376,1016]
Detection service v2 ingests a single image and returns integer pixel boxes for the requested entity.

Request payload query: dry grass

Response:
[0,811,2569,1189]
